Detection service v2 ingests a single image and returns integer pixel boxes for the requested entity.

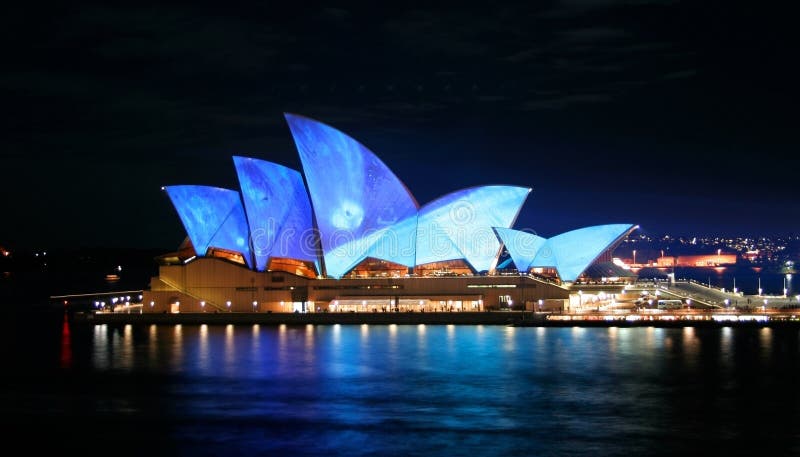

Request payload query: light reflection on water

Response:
[50,323,800,455]
[171,324,182,371]
[198,324,209,374]
[683,326,699,368]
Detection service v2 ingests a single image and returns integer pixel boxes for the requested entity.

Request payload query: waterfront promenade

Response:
[631,278,799,310]
[65,279,800,328]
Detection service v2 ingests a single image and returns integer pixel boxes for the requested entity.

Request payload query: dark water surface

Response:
[3,311,800,456]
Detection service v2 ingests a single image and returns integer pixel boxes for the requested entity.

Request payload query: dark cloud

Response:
[662,69,697,80]
[557,26,629,41]
[1,1,797,249]
[543,0,678,17]
[520,92,614,110]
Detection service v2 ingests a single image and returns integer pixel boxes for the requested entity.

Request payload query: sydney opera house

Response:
[142,114,637,314]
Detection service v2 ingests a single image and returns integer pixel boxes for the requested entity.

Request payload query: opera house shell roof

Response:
[164,113,635,283]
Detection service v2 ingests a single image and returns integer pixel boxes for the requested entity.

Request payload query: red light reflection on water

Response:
[60,312,72,369]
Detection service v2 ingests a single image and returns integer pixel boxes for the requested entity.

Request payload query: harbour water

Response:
[3,311,799,456]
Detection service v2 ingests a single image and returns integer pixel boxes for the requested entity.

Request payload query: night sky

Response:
[3,1,796,251]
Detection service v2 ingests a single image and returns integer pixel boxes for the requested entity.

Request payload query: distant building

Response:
[675,254,737,267]
[743,250,759,262]
[656,256,676,267]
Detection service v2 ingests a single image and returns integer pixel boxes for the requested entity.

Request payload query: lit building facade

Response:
[143,114,636,313]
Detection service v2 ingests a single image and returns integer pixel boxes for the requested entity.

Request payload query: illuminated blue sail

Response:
[417,186,531,272]
[493,227,547,272]
[416,203,467,267]
[164,185,252,268]
[362,214,418,267]
[285,113,419,278]
[233,156,316,271]
[531,223,636,282]
[161,113,637,281]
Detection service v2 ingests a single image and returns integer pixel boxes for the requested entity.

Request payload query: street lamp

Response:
[632,250,637,266]
[758,277,762,296]
[717,248,721,265]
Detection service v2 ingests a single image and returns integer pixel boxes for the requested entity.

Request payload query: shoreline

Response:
[72,310,800,328]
